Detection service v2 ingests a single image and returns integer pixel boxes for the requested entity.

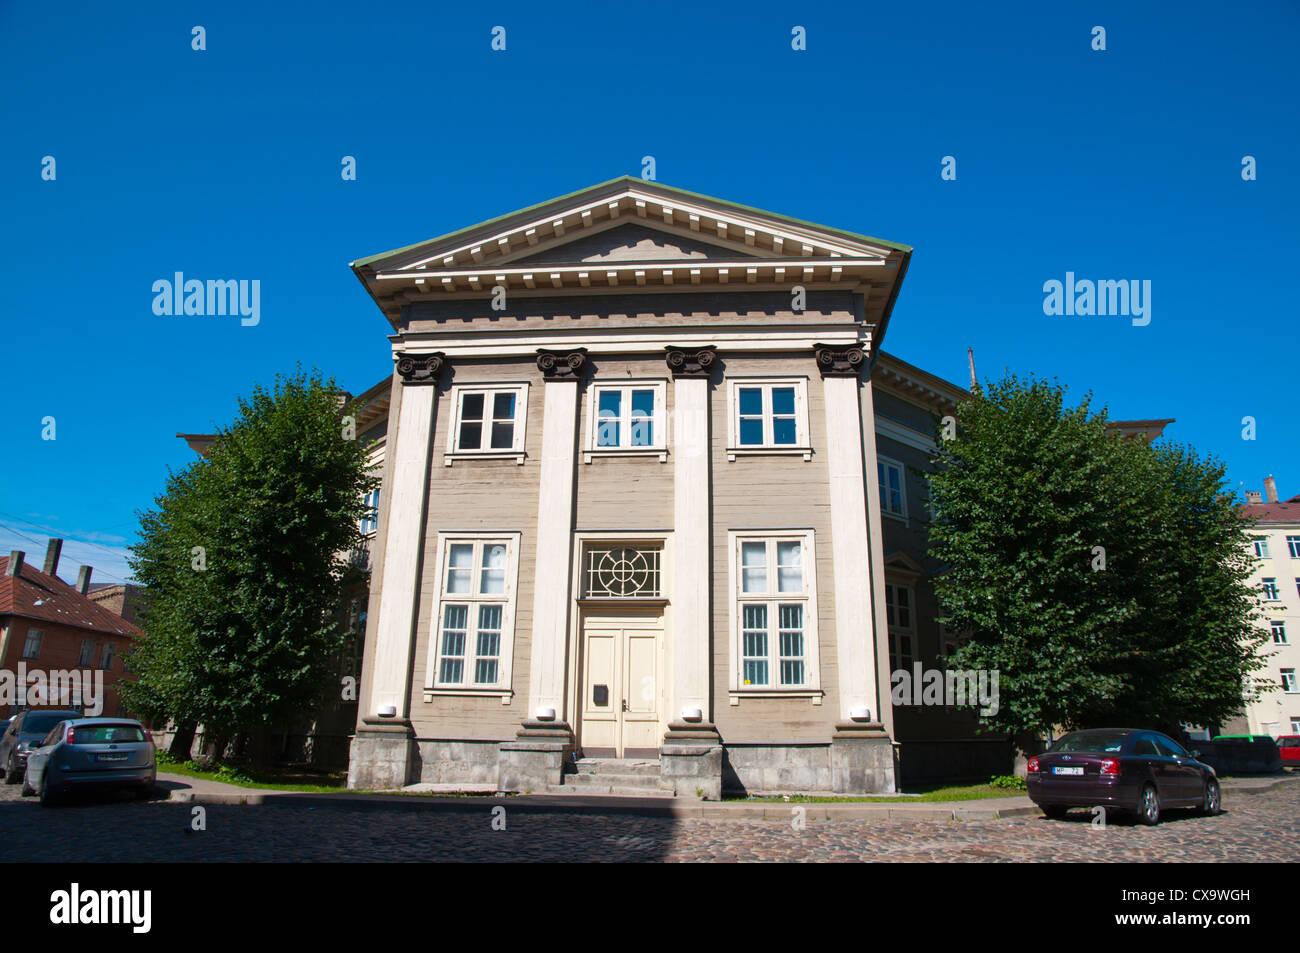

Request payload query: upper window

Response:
[726,379,811,459]
[78,640,94,667]
[878,457,907,519]
[1288,536,1300,559]
[1253,536,1270,559]
[445,384,528,462]
[886,584,915,671]
[1282,669,1298,694]
[1271,621,1288,645]
[729,531,820,692]
[100,644,116,671]
[426,534,521,692]
[1262,578,1280,601]
[22,629,42,660]
[585,382,667,458]
[360,489,380,535]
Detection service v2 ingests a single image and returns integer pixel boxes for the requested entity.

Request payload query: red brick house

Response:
[0,540,141,717]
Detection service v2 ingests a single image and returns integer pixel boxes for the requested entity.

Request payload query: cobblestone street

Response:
[1,779,1297,862]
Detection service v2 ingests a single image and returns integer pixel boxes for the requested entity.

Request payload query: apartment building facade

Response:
[1241,478,1300,737]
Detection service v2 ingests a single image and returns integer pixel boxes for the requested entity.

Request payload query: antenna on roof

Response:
[967,347,978,392]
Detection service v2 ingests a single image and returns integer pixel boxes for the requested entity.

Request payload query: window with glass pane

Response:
[734,382,804,448]
[1288,536,1300,559]
[778,604,805,685]
[735,535,814,690]
[22,630,41,659]
[455,388,522,452]
[591,384,662,450]
[1272,622,1288,644]
[1282,669,1298,693]
[458,393,484,450]
[741,541,767,593]
[490,393,515,449]
[777,541,802,592]
[886,585,912,629]
[1253,537,1270,558]
[435,538,513,687]
[741,604,769,686]
[475,605,502,684]
[597,390,621,447]
[738,387,764,446]
[771,387,797,445]
[1263,578,1280,600]
[446,543,473,593]
[630,389,654,447]
[78,641,93,667]
[439,605,468,683]
[878,460,905,516]
[480,544,506,594]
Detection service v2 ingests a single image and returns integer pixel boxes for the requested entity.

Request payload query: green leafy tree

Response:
[123,369,377,763]
[926,374,1266,747]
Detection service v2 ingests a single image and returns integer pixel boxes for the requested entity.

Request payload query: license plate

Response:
[96,753,129,762]
[1052,766,1084,776]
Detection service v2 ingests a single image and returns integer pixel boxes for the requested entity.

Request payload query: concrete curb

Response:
[159,771,1297,821]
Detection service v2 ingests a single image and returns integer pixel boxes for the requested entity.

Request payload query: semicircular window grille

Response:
[584,546,662,598]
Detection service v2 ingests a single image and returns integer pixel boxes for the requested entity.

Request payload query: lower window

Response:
[730,531,820,692]
[428,534,520,691]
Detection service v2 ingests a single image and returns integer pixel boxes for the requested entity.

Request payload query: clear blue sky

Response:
[2,1,1297,584]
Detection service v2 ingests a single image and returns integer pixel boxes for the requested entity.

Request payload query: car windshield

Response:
[1279,737,1299,748]
[23,713,76,734]
[1049,731,1129,753]
[73,725,146,744]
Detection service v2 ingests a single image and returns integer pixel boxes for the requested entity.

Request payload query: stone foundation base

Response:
[347,725,417,790]
[830,722,897,794]
[660,722,723,800]
[497,720,574,793]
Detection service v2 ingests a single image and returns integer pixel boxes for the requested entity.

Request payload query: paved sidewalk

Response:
[157,771,1300,821]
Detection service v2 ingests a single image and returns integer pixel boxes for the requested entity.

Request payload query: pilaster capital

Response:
[665,345,718,379]
[536,348,588,381]
[395,352,446,385]
[813,344,866,378]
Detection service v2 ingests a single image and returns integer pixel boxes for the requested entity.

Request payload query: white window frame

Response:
[583,379,668,463]
[444,383,529,465]
[1271,621,1288,645]
[1291,717,1300,734]
[878,455,908,520]
[424,532,522,700]
[1262,578,1280,601]
[1252,536,1270,559]
[727,530,822,700]
[1282,669,1298,694]
[725,377,812,461]
[885,583,916,672]
[1288,536,1300,559]
[360,488,380,535]
[22,628,42,660]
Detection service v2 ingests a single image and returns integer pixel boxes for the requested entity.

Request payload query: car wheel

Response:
[38,770,59,808]
[1137,783,1160,825]
[1200,778,1222,816]
[4,753,20,784]
[1042,805,1070,820]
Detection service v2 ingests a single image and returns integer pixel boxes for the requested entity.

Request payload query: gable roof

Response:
[1244,496,1300,525]
[0,556,143,639]
[351,177,913,335]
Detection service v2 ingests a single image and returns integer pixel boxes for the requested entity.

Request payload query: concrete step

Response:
[566,758,661,778]
[562,771,665,790]
[544,782,670,797]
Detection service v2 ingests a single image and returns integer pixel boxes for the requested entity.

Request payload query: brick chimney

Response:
[76,565,93,594]
[43,538,63,576]
[5,551,24,576]
[1264,475,1279,504]
[1246,490,1263,504]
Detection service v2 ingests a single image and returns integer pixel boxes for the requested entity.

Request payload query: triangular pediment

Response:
[510,222,757,266]
[883,550,925,578]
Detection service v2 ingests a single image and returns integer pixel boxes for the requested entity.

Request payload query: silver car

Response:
[20,718,156,806]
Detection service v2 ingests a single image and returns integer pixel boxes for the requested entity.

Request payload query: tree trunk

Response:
[168,724,197,761]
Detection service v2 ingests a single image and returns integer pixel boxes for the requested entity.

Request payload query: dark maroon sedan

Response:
[1026,728,1221,825]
